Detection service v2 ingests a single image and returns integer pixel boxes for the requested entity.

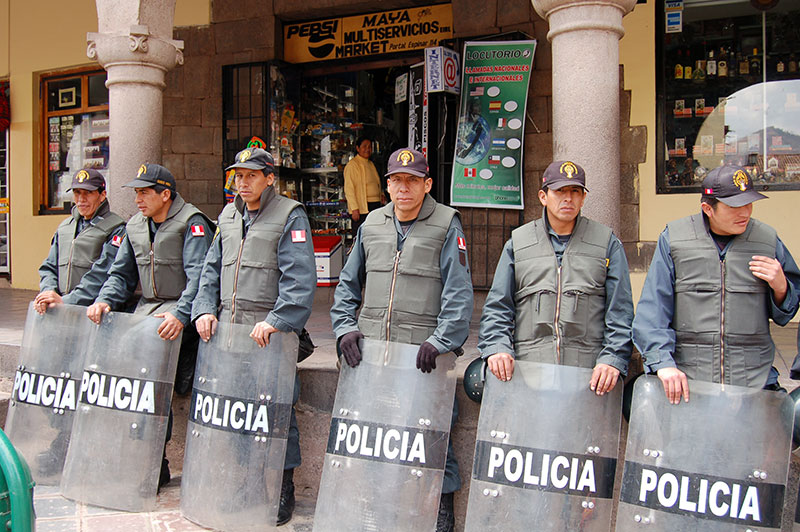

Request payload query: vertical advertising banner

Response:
[408,62,428,157]
[451,41,536,209]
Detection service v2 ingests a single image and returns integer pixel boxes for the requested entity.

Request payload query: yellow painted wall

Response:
[5,0,209,290]
[621,1,800,260]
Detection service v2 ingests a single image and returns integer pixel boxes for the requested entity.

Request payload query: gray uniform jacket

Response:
[633,216,800,379]
[96,195,214,325]
[39,200,126,306]
[477,213,634,374]
[330,194,474,354]
[192,187,317,333]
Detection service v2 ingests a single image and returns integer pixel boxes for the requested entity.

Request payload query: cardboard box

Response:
[313,236,343,286]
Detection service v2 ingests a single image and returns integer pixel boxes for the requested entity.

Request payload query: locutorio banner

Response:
[450,41,536,209]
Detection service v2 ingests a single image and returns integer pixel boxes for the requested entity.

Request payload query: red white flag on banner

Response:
[464,168,477,177]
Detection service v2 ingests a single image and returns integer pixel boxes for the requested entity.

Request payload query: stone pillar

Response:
[531,0,636,234]
[87,0,184,219]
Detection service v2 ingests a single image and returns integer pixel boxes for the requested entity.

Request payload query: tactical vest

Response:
[126,195,205,301]
[511,216,611,368]
[358,195,457,345]
[669,213,777,387]
[56,202,125,294]
[218,188,301,324]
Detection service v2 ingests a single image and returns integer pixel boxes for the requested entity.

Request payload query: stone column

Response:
[531,0,636,234]
[87,0,184,219]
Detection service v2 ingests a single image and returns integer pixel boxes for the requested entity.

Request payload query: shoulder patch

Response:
[111,235,123,247]
[191,225,206,237]
[291,230,307,243]
[457,236,467,251]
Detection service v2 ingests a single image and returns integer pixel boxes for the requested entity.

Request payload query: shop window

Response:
[0,128,8,273]
[40,69,109,213]
[657,2,800,193]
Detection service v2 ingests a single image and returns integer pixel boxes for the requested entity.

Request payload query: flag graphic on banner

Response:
[492,138,506,148]
[497,118,506,128]
[489,156,501,165]
[464,168,477,177]
[470,86,484,96]
[488,101,502,111]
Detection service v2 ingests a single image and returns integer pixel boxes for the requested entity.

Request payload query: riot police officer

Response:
[36,169,125,313]
[478,160,634,391]
[633,165,800,403]
[86,163,214,487]
[192,147,316,526]
[330,147,474,532]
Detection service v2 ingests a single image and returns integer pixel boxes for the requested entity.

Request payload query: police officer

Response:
[36,169,125,313]
[86,163,214,487]
[330,147,473,532]
[192,147,316,526]
[633,165,800,404]
[478,160,634,392]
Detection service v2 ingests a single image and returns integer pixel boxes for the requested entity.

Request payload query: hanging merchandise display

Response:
[0,82,9,133]
[451,40,537,209]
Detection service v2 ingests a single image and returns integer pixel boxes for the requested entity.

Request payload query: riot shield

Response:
[60,311,180,512]
[4,303,91,486]
[464,361,622,532]
[180,324,299,530]
[313,339,457,532]
[617,375,792,532]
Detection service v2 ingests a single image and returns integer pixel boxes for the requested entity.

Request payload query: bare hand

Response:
[195,314,218,342]
[351,210,360,222]
[34,291,62,314]
[250,321,278,348]
[86,302,111,324]
[154,312,184,341]
[656,367,689,405]
[750,255,787,304]
[487,352,514,381]
[589,363,620,395]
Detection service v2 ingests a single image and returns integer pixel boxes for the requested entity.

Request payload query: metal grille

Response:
[222,62,271,179]
[0,128,8,273]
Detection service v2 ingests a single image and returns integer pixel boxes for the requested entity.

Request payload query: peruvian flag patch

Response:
[191,225,205,237]
[291,230,307,243]
[704,188,714,195]
[111,235,123,247]
[457,237,467,251]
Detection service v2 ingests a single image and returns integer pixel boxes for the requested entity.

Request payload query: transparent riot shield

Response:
[313,339,457,532]
[4,303,91,486]
[60,311,180,512]
[617,375,792,532]
[180,324,299,530]
[464,360,622,532]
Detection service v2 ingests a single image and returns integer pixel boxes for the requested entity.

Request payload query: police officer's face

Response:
[386,172,432,221]
[134,187,171,219]
[73,189,106,219]
[356,140,372,159]
[702,201,753,236]
[234,168,275,209]
[538,186,586,225]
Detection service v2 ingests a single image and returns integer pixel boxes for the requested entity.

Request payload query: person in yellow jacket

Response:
[343,136,385,237]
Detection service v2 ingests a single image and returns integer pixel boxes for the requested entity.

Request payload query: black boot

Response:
[277,468,295,526]
[436,492,455,532]
[158,457,171,492]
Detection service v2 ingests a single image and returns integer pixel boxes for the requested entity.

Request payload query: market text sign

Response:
[284,4,453,63]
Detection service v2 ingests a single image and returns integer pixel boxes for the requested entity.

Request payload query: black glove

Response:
[416,341,440,373]
[339,331,364,368]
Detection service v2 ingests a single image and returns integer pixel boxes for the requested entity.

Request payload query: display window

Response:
[39,68,109,213]
[658,1,800,193]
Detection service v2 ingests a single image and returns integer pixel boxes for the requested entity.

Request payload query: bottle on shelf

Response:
[717,47,728,78]
[750,48,761,77]
[738,50,749,76]
[674,49,684,80]
[777,55,786,75]
[706,49,717,78]
[789,53,798,74]
[692,58,706,83]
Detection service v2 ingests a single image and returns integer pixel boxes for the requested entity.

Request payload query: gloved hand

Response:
[416,341,440,373]
[339,331,364,368]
